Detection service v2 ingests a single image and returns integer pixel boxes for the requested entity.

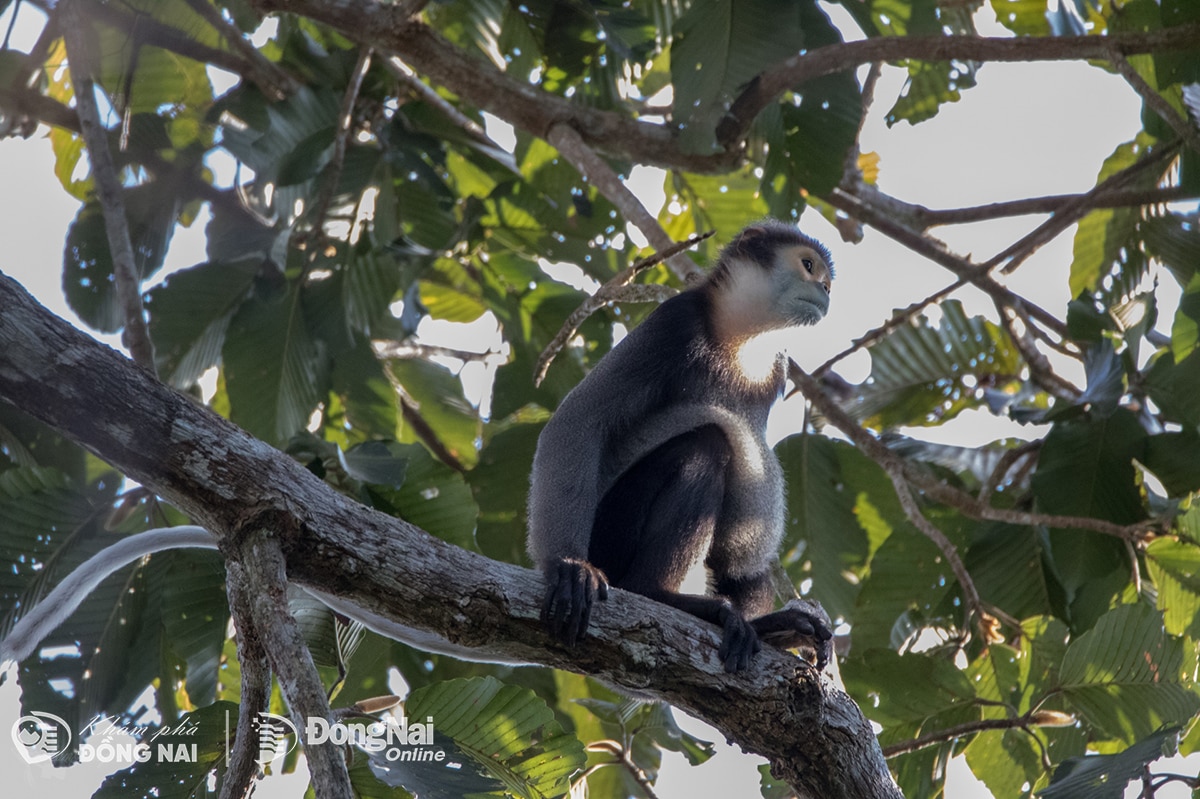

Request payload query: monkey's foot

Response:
[542,558,609,647]
[717,602,762,673]
[752,599,834,670]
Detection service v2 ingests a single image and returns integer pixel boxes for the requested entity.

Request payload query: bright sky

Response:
[0,2,1194,798]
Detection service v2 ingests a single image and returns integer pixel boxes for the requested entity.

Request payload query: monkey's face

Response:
[769,244,833,326]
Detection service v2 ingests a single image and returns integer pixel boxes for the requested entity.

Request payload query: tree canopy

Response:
[1,0,1200,798]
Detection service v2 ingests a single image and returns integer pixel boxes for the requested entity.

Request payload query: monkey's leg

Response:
[589,426,767,671]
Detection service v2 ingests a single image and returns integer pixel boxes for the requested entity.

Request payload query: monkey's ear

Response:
[736,225,769,241]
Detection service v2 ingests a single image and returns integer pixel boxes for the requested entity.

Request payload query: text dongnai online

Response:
[305,716,446,762]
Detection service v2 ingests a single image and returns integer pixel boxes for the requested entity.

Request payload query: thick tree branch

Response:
[61,1,156,373]
[0,272,900,799]
[247,0,738,173]
[720,25,1200,146]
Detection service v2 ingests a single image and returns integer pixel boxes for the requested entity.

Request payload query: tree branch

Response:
[221,561,274,799]
[719,25,1200,147]
[0,271,901,799]
[84,0,294,100]
[545,123,699,282]
[229,532,353,797]
[787,362,1154,543]
[534,232,711,386]
[911,186,1199,228]
[826,186,1069,338]
[302,46,372,250]
[61,0,156,373]
[181,0,299,100]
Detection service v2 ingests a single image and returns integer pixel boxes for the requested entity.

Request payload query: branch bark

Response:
[0,272,902,799]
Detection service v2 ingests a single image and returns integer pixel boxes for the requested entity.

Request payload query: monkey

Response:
[528,219,836,673]
[1,221,834,677]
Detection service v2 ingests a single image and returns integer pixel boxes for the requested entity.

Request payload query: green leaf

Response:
[223,284,325,445]
[1058,604,1200,743]
[365,443,478,551]
[1145,538,1200,638]
[854,300,1022,428]
[1042,727,1181,799]
[887,58,978,126]
[1142,431,1200,496]
[146,258,259,389]
[777,434,871,621]
[93,701,235,799]
[1069,137,1162,301]
[384,676,587,799]
[1031,409,1146,528]
[671,0,812,154]
[1144,348,1200,429]
[389,359,479,469]
[842,649,977,727]
[1169,272,1200,361]
[155,549,229,707]
[990,0,1054,34]
[963,728,1043,799]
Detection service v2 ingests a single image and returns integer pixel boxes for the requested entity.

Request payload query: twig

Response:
[231,531,352,796]
[398,392,467,473]
[61,1,156,372]
[1109,50,1200,156]
[977,441,1040,506]
[995,301,1081,400]
[826,187,1069,338]
[546,122,699,282]
[83,1,290,100]
[303,47,373,250]
[384,55,501,152]
[986,141,1180,274]
[814,278,965,377]
[913,185,1198,227]
[182,0,298,100]
[881,715,1030,758]
[374,340,499,362]
[534,232,712,386]
[788,361,1155,542]
[887,468,986,636]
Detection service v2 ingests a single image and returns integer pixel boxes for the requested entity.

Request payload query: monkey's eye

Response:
[802,258,814,273]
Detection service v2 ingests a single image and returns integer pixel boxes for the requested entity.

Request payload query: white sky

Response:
[0,1,1194,798]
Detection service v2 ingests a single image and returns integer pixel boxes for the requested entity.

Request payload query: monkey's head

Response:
[710,220,834,331]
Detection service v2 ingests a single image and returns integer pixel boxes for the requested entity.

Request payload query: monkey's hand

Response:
[542,558,609,647]
[751,599,834,670]
[717,601,762,673]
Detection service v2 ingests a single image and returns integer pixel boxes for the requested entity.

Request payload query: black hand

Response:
[542,558,609,647]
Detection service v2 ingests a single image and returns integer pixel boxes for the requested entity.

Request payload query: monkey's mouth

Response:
[792,295,829,324]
